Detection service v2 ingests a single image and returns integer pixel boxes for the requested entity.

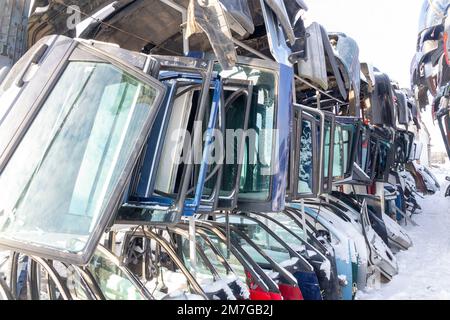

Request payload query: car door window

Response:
[217,64,277,202]
[199,230,247,280]
[0,61,163,263]
[52,261,91,300]
[88,249,147,300]
[217,216,291,264]
[298,119,315,195]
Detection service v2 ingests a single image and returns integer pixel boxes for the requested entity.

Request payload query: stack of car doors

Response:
[412,0,450,159]
[0,0,315,300]
[0,0,431,301]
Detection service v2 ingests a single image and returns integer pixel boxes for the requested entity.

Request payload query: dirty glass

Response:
[0,62,160,257]
[88,250,146,300]
[217,64,277,202]
[418,0,449,33]
[298,119,314,195]
[180,235,236,298]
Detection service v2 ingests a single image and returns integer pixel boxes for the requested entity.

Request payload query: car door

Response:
[0,36,166,265]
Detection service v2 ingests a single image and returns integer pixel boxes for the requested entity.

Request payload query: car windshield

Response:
[0,61,161,258]
[418,0,449,33]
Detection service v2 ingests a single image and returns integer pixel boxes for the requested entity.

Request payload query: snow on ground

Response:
[358,166,450,300]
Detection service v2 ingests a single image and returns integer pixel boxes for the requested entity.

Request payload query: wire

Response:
[295,74,348,106]
[54,1,181,55]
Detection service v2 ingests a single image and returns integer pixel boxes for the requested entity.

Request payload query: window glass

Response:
[220,92,248,198]
[342,128,351,174]
[88,250,146,300]
[143,239,194,300]
[180,236,216,283]
[0,62,160,256]
[269,213,307,241]
[229,230,274,267]
[217,216,290,264]
[195,236,228,276]
[154,87,196,195]
[249,214,306,253]
[217,65,277,201]
[376,141,390,180]
[361,136,368,171]
[332,125,345,178]
[200,229,246,280]
[52,262,90,300]
[366,138,378,177]
[323,121,332,188]
[298,119,314,194]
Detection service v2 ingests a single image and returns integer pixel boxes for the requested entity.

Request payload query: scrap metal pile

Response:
[411,0,450,195]
[0,0,444,300]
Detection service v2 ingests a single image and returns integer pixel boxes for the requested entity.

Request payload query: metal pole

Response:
[189,216,197,276]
